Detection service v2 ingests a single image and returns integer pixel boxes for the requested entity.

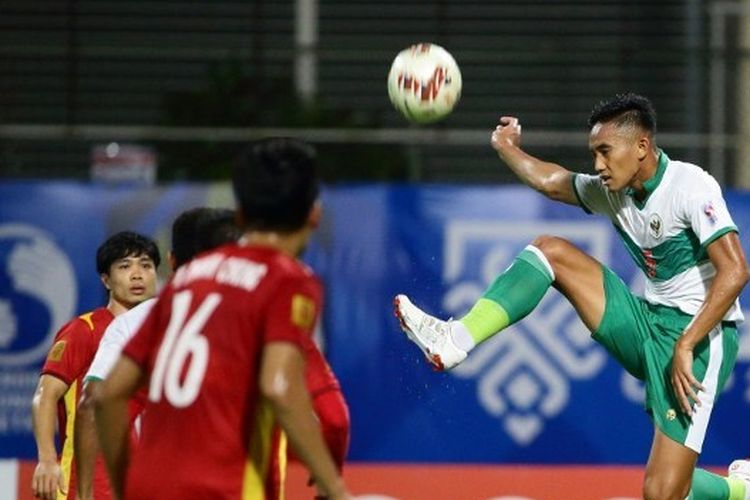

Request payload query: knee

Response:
[530,235,569,267]
[643,471,691,500]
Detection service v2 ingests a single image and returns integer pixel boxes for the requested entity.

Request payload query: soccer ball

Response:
[387,43,462,124]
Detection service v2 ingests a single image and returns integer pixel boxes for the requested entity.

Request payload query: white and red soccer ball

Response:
[387,43,462,124]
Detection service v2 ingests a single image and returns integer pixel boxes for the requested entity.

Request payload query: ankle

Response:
[451,321,475,352]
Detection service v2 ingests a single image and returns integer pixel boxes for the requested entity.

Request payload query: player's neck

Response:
[240,230,308,258]
[106,298,131,317]
[630,150,659,200]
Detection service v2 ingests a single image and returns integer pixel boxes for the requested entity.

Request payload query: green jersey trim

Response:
[627,150,669,209]
[702,226,738,249]
[614,225,709,281]
[83,375,104,383]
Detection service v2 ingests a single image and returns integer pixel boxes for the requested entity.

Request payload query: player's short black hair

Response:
[171,207,241,268]
[232,137,319,232]
[96,231,161,275]
[587,93,657,134]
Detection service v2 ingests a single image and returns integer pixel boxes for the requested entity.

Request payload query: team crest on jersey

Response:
[291,294,316,330]
[47,341,66,362]
[648,214,663,239]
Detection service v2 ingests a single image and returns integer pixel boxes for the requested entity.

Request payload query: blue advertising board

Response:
[1,181,748,466]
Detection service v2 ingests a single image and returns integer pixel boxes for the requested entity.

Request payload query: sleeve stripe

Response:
[701,226,738,249]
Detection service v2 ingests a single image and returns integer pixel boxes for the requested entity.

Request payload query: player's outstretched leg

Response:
[393,294,468,370]
[395,237,606,371]
[395,243,556,370]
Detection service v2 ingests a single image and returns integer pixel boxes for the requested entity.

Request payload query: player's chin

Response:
[124,292,150,307]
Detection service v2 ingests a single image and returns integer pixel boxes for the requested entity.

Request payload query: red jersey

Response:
[41,307,114,500]
[285,339,349,467]
[122,244,321,500]
[276,339,350,499]
[303,341,349,469]
[267,336,350,500]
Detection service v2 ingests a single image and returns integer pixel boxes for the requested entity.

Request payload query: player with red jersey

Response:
[96,138,351,500]
[284,336,350,488]
[303,339,350,473]
[31,232,159,500]
[75,208,241,499]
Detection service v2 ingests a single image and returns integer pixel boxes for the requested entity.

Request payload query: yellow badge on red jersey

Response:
[291,294,316,330]
[79,312,95,331]
[48,341,66,362]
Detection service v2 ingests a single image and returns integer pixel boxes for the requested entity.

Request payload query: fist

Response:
[491,116,522,152]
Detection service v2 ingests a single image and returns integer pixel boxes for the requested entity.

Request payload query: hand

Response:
[326,491,354,500]
[670,339,705,415]
[317,477,352,500]
[491,116,522,153]
[31,459,66,500]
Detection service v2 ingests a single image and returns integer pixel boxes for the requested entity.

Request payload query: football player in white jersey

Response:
[395,93,750,500]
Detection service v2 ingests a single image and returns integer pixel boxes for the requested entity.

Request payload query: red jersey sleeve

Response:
[263,275,321,349]
[304,340,341,395]
[41,317,98,386]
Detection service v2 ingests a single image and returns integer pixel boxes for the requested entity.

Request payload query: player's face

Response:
[102,253,158,308]
[588,121,645,192]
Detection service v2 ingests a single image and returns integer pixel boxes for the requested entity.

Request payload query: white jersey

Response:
[85,297,156,381]
[573,151,743,322]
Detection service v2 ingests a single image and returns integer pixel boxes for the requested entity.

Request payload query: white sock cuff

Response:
[525,244,556,281]
[450,321,475,352]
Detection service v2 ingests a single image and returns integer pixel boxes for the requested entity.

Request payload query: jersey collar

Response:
[627,149,668,208]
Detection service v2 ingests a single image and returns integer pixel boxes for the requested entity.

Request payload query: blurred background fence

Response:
[3,0,750,184]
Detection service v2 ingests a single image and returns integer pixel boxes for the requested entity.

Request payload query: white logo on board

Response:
[0,224,77,365]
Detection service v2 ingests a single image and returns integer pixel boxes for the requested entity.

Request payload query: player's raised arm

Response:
[491,116,578,205]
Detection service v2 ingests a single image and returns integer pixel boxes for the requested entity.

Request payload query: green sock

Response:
[690,468,745,500]
[460,247,553,344]
[728,477,748,500]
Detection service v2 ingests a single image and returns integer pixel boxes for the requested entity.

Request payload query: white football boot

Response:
[728,459,750,500]
[393,294,467,371]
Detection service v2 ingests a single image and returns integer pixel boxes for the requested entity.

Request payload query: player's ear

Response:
[308,200,322,229]
[100,273,111,290]
[636,135,650,161]
[167,251,177,272]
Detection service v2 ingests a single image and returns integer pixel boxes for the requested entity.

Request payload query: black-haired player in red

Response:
[32,231,159,500]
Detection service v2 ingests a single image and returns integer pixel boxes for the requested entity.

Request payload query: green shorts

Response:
[592,265,738,453]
